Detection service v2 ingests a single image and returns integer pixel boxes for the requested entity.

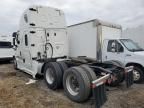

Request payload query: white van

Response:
[0,35,14,61]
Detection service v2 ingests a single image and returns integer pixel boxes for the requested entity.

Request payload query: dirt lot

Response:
[0,63,144,108]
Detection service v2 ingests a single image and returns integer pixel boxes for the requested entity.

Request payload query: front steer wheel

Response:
[44,62,63,90]
[63,67,91,102]
[133,66,144,83]
[13,58,18,70]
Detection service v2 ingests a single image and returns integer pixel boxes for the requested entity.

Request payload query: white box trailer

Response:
[68,19,122,61]
[0,35,14,61]
[122,25,144,49]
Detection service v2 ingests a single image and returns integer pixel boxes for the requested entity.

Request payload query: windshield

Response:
[0,41,13,48]
[120,39,144,52]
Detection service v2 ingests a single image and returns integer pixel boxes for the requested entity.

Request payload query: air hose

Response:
[45,43,53,58]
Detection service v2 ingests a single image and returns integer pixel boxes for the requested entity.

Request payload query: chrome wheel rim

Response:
[66,74,79,96]
[133,70,141,81]
[46,68,54,84]
[14,59,17,68]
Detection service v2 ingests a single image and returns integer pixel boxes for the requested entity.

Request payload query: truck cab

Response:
[102,38,144,83]
[13,6,68,78]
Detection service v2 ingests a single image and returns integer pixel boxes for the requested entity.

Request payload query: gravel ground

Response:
[0,63,144,108]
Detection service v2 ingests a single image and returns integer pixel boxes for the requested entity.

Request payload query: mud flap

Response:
[125,66,134,88]
[92,74,110,108]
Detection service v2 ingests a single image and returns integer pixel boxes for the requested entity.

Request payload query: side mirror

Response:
[12,32,17,38]
[13,37,18,47]
[17,40,20,44]
[29,8,37,11]
[13,38,15,46]
[12,32,20,45]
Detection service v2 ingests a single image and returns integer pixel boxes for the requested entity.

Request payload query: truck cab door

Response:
[21,32,32,71]
[29,29,46,59]
[102,40,125,63]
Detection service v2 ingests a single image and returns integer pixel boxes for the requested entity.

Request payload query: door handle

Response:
[23,59,25,63]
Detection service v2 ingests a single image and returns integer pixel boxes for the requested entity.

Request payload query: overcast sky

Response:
[0,0,144,35]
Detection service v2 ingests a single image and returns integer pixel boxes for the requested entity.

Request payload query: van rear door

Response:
[0,41,14,59]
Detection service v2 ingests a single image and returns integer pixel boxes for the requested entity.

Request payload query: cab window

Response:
[25,35,28,46]
[0,42,12,48]
[24,14,28,23]
[107,40,124,52]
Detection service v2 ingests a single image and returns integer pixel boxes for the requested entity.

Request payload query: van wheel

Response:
[133,66,144,83]
[44,62,63,90]
[80,65,97,81]
[63,67,91,102]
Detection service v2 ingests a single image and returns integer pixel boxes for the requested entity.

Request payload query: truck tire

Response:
[63,67,91,102]
[80,65,97,97]
[133,66,144,83]
[80,65,97,82]
[57,61,68,74]
[44,62,63,90]
[13,58,18,70]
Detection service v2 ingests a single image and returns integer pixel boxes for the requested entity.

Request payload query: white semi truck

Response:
[13,6,133,107]
[68,19,144,83]
[0,35,14,61]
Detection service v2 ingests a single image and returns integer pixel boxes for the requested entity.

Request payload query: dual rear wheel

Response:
[44,62,97,102]
[63,65,97,102]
